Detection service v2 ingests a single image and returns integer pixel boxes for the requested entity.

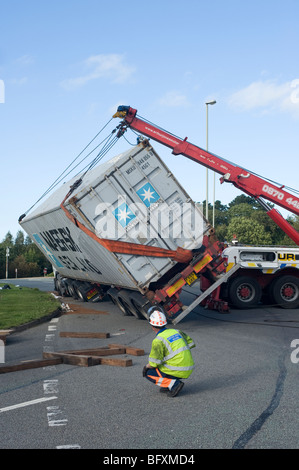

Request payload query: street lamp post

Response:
[5,247,10,279]
[205,100,216,224]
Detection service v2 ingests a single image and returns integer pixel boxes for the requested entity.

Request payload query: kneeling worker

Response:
[143,307,196,397]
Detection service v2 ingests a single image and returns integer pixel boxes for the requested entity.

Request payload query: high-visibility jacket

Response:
[148,327,195,378]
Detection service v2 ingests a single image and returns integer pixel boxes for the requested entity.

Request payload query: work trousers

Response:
[145,367,181,390]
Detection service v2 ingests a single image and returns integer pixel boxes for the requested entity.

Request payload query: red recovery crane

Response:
[113,105,299,246]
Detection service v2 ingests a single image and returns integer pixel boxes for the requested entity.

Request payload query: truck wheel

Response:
[54,275,59,292]
[115,297,132,316]
[107,289,131,316]
[65,280,79,300]
[55,276,69,297]
[73,281,89,302]
[55,279,63,296]
[117,291,142,317]
[128,291,149,319]
[131,300,148,319]
[228,276,262,309]
[270,275,299,309]
[107,288,119,305]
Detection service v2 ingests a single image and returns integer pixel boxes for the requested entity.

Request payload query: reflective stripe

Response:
[163,363,195,372]
[149,357,162,364]
[168,380,177,390]
[156,335,173,354]
[164,345,190,361]
[147,368,177,389]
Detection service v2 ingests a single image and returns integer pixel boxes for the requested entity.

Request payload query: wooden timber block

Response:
[59,332,110,339]
[62,347,126,356]
[0,330,13,345]
[90,356,133,367]
[43,351,93,367]
[0,358,63,374]
[108,343,145,356]
[43,351,132,368]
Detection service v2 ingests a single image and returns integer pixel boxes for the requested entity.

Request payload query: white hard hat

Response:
[149,309,167,327]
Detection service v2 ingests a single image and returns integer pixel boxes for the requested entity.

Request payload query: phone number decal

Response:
[262,184,299,209]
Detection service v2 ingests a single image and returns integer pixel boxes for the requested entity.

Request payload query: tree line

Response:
[1,195,298,279]
[0,231,52,279]
[210,195,299,245]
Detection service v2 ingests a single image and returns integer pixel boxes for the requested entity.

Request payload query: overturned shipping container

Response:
[20,141,211,319]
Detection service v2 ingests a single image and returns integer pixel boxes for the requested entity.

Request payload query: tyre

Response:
[115,296,132,316]
[64,280,79,300]
[107,288,147,318]
[126,291,150,319]
[107,288,131,316]
[228,276,262,309]
[55,275,68,296]
[130,299,149,319]
[117,290,144,317]
[107,288,129,315]
[54,275,59,292]
[107,288,118,305]
[55,279,63,296]
[73,281,90,302]
[269,275,299,309]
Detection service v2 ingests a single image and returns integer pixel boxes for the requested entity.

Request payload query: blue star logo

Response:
[113,203,136,227]
[137,183,160,207]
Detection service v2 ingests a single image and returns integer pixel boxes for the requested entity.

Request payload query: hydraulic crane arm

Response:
[114,105,299,245]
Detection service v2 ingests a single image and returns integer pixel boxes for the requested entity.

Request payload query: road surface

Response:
[0,277,298,451]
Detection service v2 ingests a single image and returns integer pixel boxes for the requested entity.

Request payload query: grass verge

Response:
[0,283,61,329]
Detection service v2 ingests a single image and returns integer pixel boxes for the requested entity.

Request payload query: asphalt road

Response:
[0,277,298,452]
[0,276,55,292]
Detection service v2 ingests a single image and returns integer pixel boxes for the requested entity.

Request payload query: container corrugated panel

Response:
[20,142,209,291]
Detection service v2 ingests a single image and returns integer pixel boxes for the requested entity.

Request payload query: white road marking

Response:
[0,396,58,413]
[43,379,59,394]
[45,334,55,341]
[47,405,68,426]
[48,325,57,331]
[56,444,81,449]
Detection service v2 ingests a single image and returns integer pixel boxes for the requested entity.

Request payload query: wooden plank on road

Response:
[59,331,110,338]
[108,343,145,356]
[62,347,126,356]
[43,352,93,367]
[91,356,133,367]
[0,358,62,374]
[43,351,132,367]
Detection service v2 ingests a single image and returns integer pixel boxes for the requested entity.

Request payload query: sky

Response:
[0,0,299,242]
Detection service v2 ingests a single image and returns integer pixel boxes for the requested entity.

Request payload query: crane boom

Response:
[114,105,299,245]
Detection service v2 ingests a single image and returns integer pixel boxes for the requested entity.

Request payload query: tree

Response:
[10,255,40,278]
[0,232,14,278]
[2,231,13,248]
[226,216,273,245]
[227,203,254,220]
[0,230,52,278]
[13,230,25,257]
[228,195,258,209]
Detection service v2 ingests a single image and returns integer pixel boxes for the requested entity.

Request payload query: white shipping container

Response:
[20,142,209,292]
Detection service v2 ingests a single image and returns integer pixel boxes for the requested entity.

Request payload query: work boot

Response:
[167,381,184,397]
[159,387,169,393]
